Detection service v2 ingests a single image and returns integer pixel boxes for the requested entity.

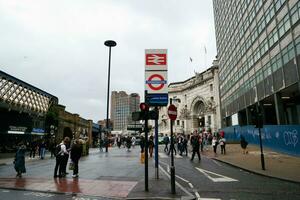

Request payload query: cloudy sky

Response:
[0,0,217,122]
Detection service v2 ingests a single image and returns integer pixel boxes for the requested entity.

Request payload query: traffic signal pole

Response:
[144,91,149,192]
[169,99,176,194]
[145,116,149,191]
[257,104,265,170]
[154,107,159,179]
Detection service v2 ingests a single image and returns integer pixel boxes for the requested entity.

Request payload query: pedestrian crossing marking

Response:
[158,153,184,158]
[196,167,238,182]
[158,153,168,158]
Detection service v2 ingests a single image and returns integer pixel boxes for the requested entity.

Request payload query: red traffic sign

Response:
[168,104,177,120]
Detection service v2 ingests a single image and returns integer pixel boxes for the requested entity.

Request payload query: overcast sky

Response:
[0,0,217,122]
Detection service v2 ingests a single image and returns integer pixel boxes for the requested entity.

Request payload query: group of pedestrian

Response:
[53,137,82,178]
[28,140,47,159]
[162,130,227,160]
[12,137,84,179]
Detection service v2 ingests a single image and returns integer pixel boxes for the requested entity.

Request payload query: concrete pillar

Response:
[274,93,286,125]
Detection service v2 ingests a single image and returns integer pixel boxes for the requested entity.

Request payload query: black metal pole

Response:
[154,107,159,179]
[170,98,176,194]
[257,104,265,170]
[144,91,149,191]
[106,46,111,135]
[258,127,265,170]
[104,40,116,144]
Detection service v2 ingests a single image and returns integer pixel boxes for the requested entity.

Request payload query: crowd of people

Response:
[162,130,227,161]
[12,130,249,179]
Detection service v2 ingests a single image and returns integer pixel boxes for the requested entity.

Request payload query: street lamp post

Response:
[104,40,117,140]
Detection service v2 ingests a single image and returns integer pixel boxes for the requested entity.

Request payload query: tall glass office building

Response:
[213,0,300,127]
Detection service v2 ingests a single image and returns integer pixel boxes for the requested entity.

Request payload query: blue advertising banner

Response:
[222,125,300,156]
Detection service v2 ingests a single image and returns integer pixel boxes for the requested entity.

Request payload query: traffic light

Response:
[131,103,158,121]
[250,106,263,128]
[148,109,158,120]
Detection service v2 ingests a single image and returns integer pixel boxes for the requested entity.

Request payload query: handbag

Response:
[68,161,74,170]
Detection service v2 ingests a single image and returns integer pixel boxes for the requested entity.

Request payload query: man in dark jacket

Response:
[190,132,201,162]
[71,139,82,178]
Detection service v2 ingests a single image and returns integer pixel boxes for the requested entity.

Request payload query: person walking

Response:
[219,136,226,154]
[29,140,37,159]
[70,139,82,178]
[168,135,177,156]
[40,140,46,159]
[148,135,154,157]
[116,135,122,148]
[14,144,26,178]
[212,136,218,155]
[131,136,136,148]
[54,137,69,178]
[240,135,248,154]
[182,135,188,156]
[104,135,109,152]
[190,132,201,162]
[140,135,145,153]
[126,136,132,152]
[163,134,169,153]
[61,137,70,176]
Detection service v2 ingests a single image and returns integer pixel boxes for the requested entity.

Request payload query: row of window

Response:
[220,0,286,85]
[219,0,287,84]
[223,36,300,108]
[220,3,300,99]
[217,0,264,68]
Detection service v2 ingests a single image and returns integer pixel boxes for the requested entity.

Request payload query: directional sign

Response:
[146,93,168,106]
[145,49,167,71]
[145,71,168,94]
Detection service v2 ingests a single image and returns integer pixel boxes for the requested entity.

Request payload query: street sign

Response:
[145,71,168,94]
[145,93,168,106]
[145,49,168,107]
[145,49,167,71]
[168,104,177,120]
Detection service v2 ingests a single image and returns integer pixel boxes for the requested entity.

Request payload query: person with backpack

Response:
[190,131,201,162]
[54,137,69,178]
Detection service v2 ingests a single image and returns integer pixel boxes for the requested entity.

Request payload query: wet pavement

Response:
[0,147,191,199]
[0,177,137,198]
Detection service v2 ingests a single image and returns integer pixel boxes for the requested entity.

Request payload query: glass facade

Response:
[213,0,300,126]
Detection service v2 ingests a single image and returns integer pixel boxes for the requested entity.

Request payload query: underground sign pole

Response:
[168,99,177,194]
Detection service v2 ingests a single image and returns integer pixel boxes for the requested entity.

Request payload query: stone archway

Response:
[190,96,207,131]
[63,127,73,140]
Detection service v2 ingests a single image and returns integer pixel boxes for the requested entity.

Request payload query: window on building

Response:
[208,116,211,125]
[177,120,180,126]
[210,84,213,91]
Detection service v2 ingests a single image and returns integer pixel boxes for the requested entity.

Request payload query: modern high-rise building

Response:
[110,91,140,131]
[213,0,300,127]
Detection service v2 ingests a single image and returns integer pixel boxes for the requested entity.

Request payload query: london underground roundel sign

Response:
[168,104,177,120]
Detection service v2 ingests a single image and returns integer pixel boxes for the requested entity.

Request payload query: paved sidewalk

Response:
[0,147,194,199]
[202,144,300,183]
